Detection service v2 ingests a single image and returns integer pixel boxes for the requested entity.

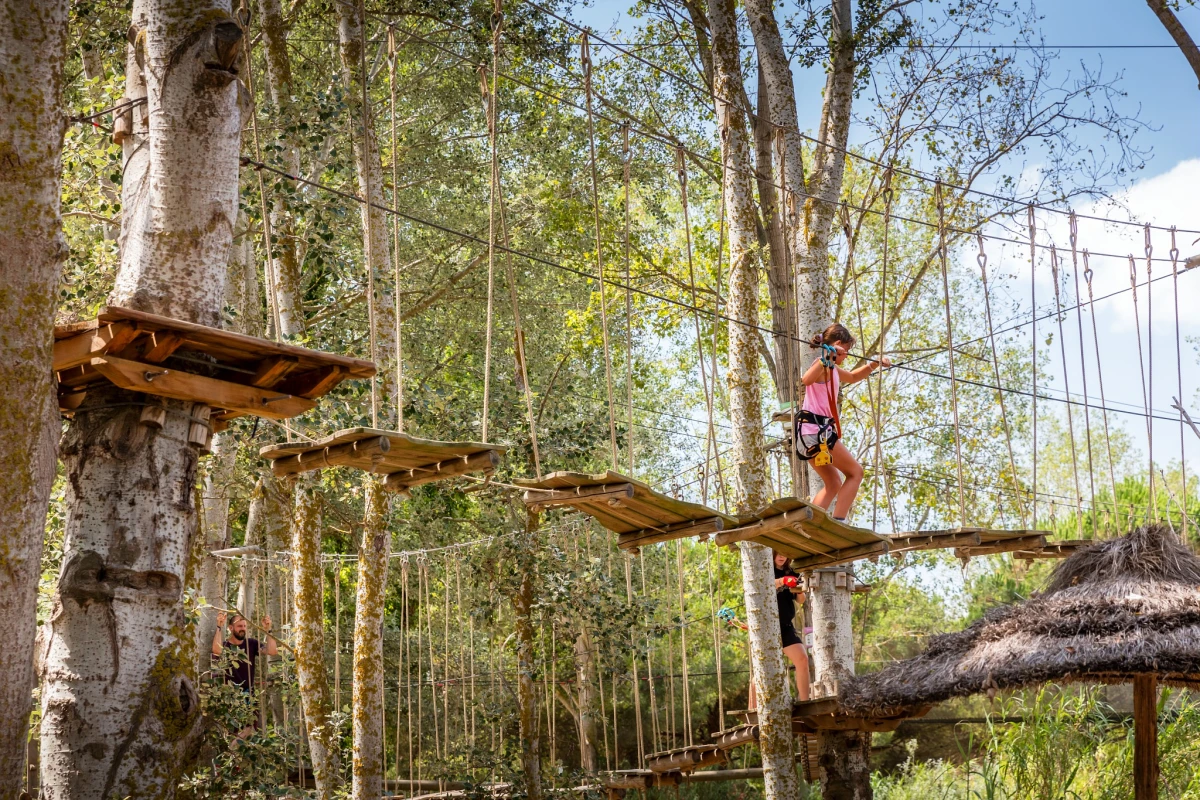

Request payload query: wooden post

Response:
[1134,675,1158,800]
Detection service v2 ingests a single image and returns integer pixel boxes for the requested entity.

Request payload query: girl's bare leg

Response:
[811,462,842,510]
[783,643,810,701]
[829,441,864,519]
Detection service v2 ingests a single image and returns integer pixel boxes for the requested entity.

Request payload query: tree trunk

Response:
[1145,0,1200,89]
[707,0,798,796]
[336,0,399,420]
[0,1,68,793]
[235,479,266,621]
[291,475,341,798]
[574,630,599,772]
[195,433,236,668]
[810,569,870,799]
[351,480,391,800]
[1133,674,1158,800]
[41,3,243,797]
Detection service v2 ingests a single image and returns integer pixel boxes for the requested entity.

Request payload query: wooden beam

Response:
[954,534,1046,559]
[712,725,758,750]
[887,530,982,553]
[53,321,139,372]
[141,331,185,363]
[1134,674,1158,800]
[90,356,317,420]
[789,540,889,571]
[383,450,500,492]
[282,365,346,399]
[714,506,814,547]
[270,436,392,477]
[522,483,635,510]
[252,355,299,387]
[616,516,727,549]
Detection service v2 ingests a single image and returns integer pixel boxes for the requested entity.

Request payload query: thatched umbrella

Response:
[840,524,1200,799]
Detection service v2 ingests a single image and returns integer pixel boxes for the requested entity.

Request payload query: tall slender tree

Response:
[0,0,68,793]
[707,0,799,796]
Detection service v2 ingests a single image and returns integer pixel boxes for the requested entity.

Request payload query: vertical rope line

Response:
[704,539,724,727]
[480,7,502,444]
[677,147,724,508]
[712,160,730,513]
[640,549,660,750]
[663,549,676,747]
[357,0,379,427]
[624,554,645,767]
[623,122,635,477]
[977,232,1026,528]
[1068,214,1097,534]
[581,33,620,470]
[422,560,441,762]
[1028,206,1039,526]
[455,560,468,746]
[1145,225,1157,519]
[675,539,692,746]
[936,183,966,526]
[388,27,404,431]
[872,175,894,530]
[334,562,342,710]
[1082,253,1120,535]
[404,561,413,784]
[415,560,424,780]
[442,555,451,752]
[1049,246,1084,538]
[1170,229,1187,538]
[1129,254,1153,524]
[774,131,802,501]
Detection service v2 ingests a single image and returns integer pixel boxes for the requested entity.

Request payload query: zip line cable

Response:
[238,155,1195,430]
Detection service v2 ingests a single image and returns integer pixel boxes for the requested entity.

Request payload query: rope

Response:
[977,231,1027,527]
[624,554,645,768]
[1068,213,1098,533]
[675,539,693,747]
[334,562,342,710]
[581,32,621,471]
[404,561,414,784]
[936,182,967,526]
[623,122,636,477]
[388,26,405,431]
[357,0,379,428]
[871,174,893,529]
[1083,252,1121,534]
[640,549,661,750]
[1129,254,1153,523]
[1171,228,1188,540]
[480,8,501,443]
[703,539,725,729]
[1029,206,1039,526]
[1049,246,1085,537]
[1145,225,1157,520]
[676,147,725,515]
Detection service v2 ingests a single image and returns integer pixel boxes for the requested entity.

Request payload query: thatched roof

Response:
[840,525,1200,717]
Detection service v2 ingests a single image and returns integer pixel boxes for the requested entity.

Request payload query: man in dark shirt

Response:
[211,611,278,694]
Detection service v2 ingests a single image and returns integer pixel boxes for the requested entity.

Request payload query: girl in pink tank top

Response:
[799,323,891,524]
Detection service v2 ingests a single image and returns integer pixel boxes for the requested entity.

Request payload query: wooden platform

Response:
[260,428,504,494]
[54,307,375,429]
[714,498,888,569]
[645,743,725,773]
[1014,539,1091,559]
[514,471,737,551]
[730,694,929,734]
[887,528,1050,558]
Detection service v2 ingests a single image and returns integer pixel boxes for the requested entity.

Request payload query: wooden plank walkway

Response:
[514,471,737,550]
[716,497,888,569]
[260,428,504,494]
[54,306,374,429]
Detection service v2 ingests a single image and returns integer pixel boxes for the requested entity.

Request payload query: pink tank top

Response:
[800,367,839,435]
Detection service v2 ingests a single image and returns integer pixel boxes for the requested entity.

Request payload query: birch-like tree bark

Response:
[810,570,870,799]
[707,0,798,795]
[40,2,243,796]
[573,630,599,772]
[0,1,68,792]
[235,481,265,620]
[351,480,391,800]
[291,476,341,798]
[514,551,543,800]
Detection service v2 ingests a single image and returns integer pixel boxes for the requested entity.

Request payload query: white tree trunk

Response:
[707,0,798,795]
[336,1,399,423]
[235,479,266,621]
[809,570,870,799]
[0,1,68,793]
[514,550,543,800]
[40,3,243,797]
[574,630,599,772]
[351,480,391,800]
[291,475,341,798]
[195,433,236,667]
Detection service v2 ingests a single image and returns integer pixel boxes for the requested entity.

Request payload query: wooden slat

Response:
[53,321,139,372]
[714,506,814,546]
[383,450,500,492]
[886,529,982,553]
[616,516,726,549]
[91,356,316,419]
[280,366,346,399]
[954,533,1046,559]
[523,483,635,510]
[788,540,889,571]
[141,331,185,363]
[252,355,299,387]
[271,436,392,477]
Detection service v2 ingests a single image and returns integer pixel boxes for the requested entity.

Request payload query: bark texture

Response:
[195,433,235,667]
[707,0,798,795]
[1145,0,1200,89]
[40,2,243,797]
[810,570,871,799]
[291,475,341,798]
[514,564,543,799]
[0,0,68,793]
[351,480,391,800]
[573,630,599,772]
